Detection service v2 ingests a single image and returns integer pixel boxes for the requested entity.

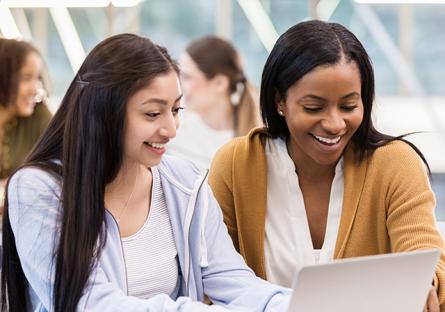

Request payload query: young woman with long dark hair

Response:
[1,33,290,312]
[209,20,445,312]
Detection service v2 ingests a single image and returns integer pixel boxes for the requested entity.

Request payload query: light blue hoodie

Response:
[7,156,291,311]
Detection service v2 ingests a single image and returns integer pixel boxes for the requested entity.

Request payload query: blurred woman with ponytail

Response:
[169,36,260,169]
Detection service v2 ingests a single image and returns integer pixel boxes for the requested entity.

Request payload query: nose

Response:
[159,112,178,139]
[321,110,346,134]
[31,79,42,94]
[31,80,44,101]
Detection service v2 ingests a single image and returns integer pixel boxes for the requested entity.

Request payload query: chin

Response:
[313,153,343,166]
[143,159,162,168]
[17,109,34,118]
[17,104,35,117]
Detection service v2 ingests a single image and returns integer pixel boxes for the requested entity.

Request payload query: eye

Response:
[21,74,33,82]
[341,105,358,111]
[145,112,160,118]
[172,106,185,115]
[303,106,322,113]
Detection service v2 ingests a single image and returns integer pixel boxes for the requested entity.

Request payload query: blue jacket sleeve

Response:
[201,184,291,311]
[7,168,234,312]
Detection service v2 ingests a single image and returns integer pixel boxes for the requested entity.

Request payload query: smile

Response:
[311,134,341,145]
[144,142,166,149]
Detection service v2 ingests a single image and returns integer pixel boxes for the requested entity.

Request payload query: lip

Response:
[143,142,166,156]
[309,133,343,152]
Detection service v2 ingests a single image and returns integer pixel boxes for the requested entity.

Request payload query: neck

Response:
[195,97,233,131]
[0,105,16,129]
[286,141,337,183]
[105,161,142,196]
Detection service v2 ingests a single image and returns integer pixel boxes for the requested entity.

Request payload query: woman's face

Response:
[277,59,364,168]
[124,70,183,168]
[179,53,219,112]
[15,52,43,117]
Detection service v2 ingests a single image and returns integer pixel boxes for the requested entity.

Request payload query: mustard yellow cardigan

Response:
[209,127,445,308]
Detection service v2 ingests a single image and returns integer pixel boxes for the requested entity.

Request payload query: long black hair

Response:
[1,33,179,312]
[260,20,429,170]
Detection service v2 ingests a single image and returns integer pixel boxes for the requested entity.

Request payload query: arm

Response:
[383,143,445,307]
[7,168,230,312]
[202,185,290,312]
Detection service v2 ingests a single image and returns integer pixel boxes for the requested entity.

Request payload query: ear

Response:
[210,74,230,94]
[274,90,284,115]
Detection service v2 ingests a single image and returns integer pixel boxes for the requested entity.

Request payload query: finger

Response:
[427,287,440,312]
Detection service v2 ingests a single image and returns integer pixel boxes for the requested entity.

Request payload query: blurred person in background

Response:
[168,36,260,169]
[0,38,52,214]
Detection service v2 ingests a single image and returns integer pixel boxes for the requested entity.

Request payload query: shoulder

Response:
[213,136,243,161]
[158,155,204,191]
[32,103,52,124]
[213,127,267,164]
[8,166,60,196]
[7,166,61,227]
[16,103,52,132]
[369,140,425,169]
[362,140,430,189]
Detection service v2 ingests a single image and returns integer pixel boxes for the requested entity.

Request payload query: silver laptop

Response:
[288,249,440,312]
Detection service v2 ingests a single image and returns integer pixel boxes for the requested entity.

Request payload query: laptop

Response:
[288,249,440,312]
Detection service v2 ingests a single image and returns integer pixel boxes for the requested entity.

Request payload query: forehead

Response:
[179,53,202,75]
[127,71,181,107]
[20,52,42,72]
[290,60,361,95]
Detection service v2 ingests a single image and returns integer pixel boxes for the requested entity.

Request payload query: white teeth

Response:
[313,135,341,144]
[147,142,165,149]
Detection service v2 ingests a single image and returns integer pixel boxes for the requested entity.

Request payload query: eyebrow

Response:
[140,94,183,106]
[340,92,361,100]
[299,92,360,102]
[300,94,326,102]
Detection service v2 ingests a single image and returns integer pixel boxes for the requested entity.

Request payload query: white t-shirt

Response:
[122,167,178,299]
[264,137,344,287]
[168,111,234,169]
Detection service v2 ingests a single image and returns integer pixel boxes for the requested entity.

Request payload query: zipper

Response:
[107,210,130,295]
[183,170,209,298]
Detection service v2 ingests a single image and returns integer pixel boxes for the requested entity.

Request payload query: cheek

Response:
[191,79,209,95]
[286,115,309,135]
[189,84,202,97]
[350,109,365,131]
[16,85,27,102]
[129,121,160,143]
[181,79,192,94]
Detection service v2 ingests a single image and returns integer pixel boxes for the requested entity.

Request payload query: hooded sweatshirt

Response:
[7,155,290,311]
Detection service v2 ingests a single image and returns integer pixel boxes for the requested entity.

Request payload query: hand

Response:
[423,286,439,312]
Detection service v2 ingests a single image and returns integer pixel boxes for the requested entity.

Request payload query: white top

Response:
[168,111,234,169]
[122,167,178,299]
[264,137,344,287]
